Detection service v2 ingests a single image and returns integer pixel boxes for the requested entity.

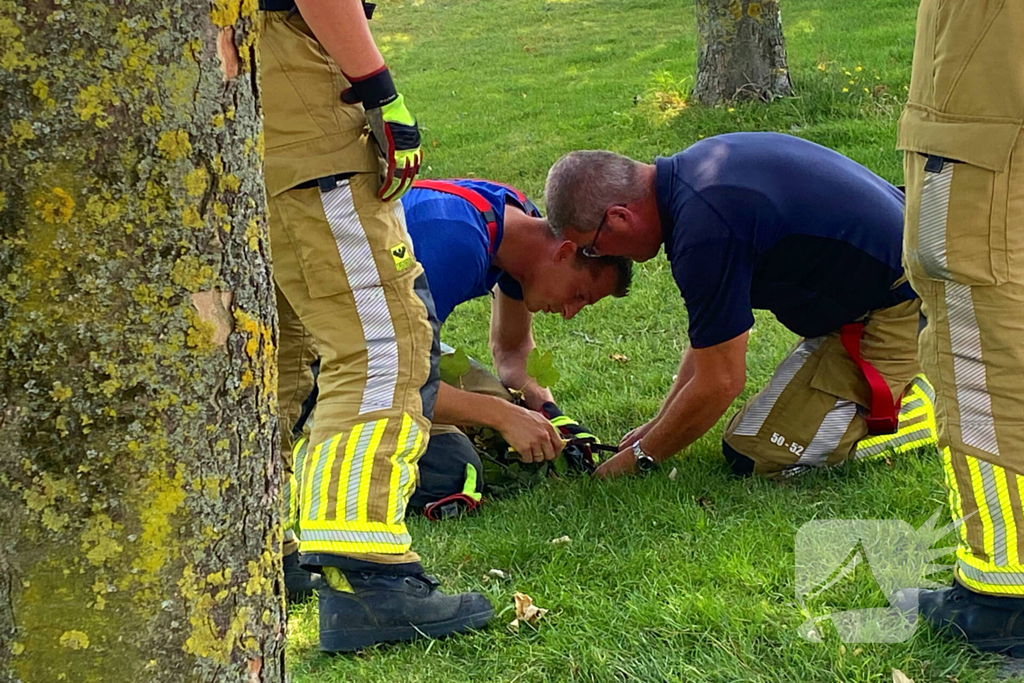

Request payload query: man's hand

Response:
[495,404,564,464]
[342,66,423,202]
[593,447,637,479]
[619,421,655,450]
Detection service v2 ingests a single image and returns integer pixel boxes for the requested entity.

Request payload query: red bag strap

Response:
[840,322,901,435]
[412,180,499,253]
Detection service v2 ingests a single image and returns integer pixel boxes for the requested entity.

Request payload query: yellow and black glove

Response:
[342,65,423,202]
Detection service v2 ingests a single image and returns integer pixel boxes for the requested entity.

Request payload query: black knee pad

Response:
[408,432,483,509]
[722,440,755,477]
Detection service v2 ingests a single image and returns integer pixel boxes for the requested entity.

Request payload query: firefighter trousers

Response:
[904,132,1024,596]
[271,173,439,568]
[723,298,938,478]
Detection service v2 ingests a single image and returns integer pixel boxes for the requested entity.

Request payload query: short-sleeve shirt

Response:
[400,179,531,324]
[655,132,911,349]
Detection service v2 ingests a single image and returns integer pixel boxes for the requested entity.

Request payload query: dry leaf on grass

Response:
[669,467,678,481]
[549,535,571,545]
[508,592,548,632]
[892,669,914,683]
[610,352,630,363]
[486,569,508,580]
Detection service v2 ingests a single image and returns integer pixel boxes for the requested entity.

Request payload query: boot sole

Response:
[971,638,1024,658]
[320,605,495,653]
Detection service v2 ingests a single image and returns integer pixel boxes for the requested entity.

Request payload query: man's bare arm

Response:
[293,0,384,77]
[489,289,553,410]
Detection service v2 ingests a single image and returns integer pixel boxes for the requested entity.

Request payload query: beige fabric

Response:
[723,299,923,478]
[258,12,379,197]
[270,174,433,564]
[896,0,1024,173]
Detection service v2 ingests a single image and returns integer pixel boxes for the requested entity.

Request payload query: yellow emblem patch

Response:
[390,242,413,271]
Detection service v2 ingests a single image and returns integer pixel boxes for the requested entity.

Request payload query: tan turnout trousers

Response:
[261,11,438,565]
[899,0,1024,596]
[723,298,938,477]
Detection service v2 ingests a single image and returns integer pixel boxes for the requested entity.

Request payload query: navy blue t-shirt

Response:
[401,180,529,324]
[656,132,910,348]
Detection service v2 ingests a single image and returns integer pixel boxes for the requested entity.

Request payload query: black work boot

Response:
[283,551,321,604]
[318,569,494,652]
[894,580,1024,657]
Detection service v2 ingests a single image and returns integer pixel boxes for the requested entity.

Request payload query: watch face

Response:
[636,455,657,473]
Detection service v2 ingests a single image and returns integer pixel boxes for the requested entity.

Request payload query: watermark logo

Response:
[795,509,960,643]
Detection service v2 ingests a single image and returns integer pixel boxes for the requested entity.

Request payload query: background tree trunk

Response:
[692,0,794,106]
[0,2,285,682]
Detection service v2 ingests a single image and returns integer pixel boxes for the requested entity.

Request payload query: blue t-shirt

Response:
[655,132,911,349]
[401,180,530,324]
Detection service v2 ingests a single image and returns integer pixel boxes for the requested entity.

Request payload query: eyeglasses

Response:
[582,204,624,258]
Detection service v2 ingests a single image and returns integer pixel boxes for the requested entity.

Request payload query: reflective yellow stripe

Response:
[334,425,363,521]
[401,428,424,505]
[387,414,413,525]
[998,465,1018,570]
[300,518,412,555]
[967,455,996,564]
[301,438,327,522]
[356,419,388,523]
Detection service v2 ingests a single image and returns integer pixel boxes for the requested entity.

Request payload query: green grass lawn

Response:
[288,0,1010,680]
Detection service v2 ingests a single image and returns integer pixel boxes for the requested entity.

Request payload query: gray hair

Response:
[544,150,648,235]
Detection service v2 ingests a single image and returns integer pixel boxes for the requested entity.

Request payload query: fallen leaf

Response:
[668,467,678,481]
[853,648,863,656]
[892,669,914,683]
[549,535,571,545]
[487,569,508,580]
[507,618,520,633]
[513,592,548,629]
[610,352,630,363]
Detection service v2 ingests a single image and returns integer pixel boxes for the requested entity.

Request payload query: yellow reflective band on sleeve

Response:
[462,463,482,502]
[355,419,388,523]
[387,414,414,526]
[550,416,573,427]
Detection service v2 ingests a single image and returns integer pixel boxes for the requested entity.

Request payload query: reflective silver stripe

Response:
[957,561,1024,587]
[911,375,936,404]
[345,424,376,521]
[307,438,332,521]
[798,399,857,466]
[916,162,954,280]
[320,182,399,414]
[978,460,1008,566]
[945,282,1000,456]
[392,421,421,524]
[854,428,934,459]
[734,338,823,437]
[301,527,411,547]
[899,397,926,415]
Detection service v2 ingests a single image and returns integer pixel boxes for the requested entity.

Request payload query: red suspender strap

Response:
[840,322,901,435]
[411,180,499,254]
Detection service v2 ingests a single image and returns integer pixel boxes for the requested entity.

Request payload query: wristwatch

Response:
[632,440,658,474]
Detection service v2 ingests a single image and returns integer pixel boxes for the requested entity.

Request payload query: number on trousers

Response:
[771,432,786,446]
[790,443,805,456]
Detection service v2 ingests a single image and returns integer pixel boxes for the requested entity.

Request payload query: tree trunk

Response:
[0,2,285,682]
[692,0,794,106]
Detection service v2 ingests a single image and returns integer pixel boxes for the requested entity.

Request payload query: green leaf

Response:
[438,347,471,386]
[525,348,560,388]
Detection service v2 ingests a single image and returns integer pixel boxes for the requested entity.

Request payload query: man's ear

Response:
[554,239,577,263]
[606,204,630,229]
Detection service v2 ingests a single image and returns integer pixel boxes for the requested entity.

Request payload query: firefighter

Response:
[890,0,1024,656]
[544,132,938,480]
[289,179,632,520]
[258,0,492,652]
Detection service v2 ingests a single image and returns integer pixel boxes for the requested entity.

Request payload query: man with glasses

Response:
[544,132,937,479]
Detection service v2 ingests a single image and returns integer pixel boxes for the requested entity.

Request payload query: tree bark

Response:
[0,2,285,682]
[692,0,794,106]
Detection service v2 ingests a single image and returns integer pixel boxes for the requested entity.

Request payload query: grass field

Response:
[288,0,1011,681]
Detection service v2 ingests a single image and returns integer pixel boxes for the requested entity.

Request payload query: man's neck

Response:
[632,164,666,259]
[492,206,550,280]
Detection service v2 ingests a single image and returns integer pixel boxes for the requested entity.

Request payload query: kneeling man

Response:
[544,132,936,478]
